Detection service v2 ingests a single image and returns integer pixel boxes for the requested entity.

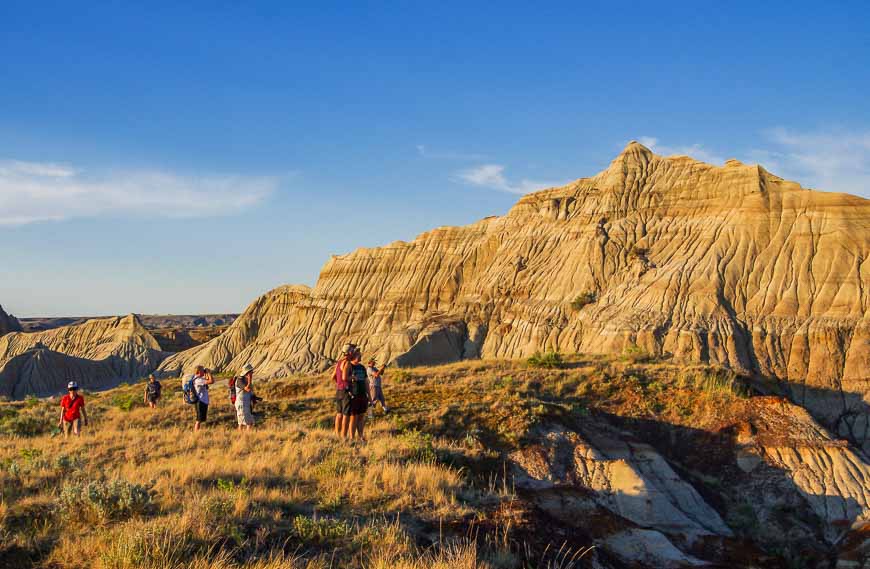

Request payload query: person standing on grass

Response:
[235,363,255,430]
[334,344,355,438]
[191,365,214,431]
[366,358,389,416]
[348,349,370,441]
[143,374,162,408]
[58,381,88,437]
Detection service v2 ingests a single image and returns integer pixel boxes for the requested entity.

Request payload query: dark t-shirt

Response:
[146,381,162,398]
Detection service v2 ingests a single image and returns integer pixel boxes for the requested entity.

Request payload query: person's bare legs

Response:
[347,415,359,439]
[334,413,343,436]
[194,421,201,432]
[356,414,367,441]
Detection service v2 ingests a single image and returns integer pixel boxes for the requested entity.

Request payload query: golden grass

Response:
[0,354,751,568]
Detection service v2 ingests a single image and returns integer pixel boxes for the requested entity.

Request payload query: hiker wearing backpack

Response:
[334,343,355,438]
[235,363,255,430]
[366,358,389,416]
[348,349,370,441]
[185,365,214,431]
[144,374,162,408]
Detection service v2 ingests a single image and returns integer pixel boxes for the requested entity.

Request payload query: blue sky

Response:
[1,1,868,317]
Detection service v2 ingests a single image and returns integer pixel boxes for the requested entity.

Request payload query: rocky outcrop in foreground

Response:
[511,397,870,567]
[0,314,165,397]
[160,143,870,450]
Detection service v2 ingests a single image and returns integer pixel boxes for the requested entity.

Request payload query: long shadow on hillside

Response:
[510,407,864,568]
[762,378,870,455]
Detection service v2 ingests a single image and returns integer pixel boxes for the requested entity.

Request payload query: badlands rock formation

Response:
[510,397,870,566]
[0,305,21,337]
[0,314,165,397]
[161,142,870,445]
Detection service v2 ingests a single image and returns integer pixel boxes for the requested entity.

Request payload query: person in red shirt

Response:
[58,381,88,437]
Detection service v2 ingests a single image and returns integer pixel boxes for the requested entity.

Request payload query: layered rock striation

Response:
[510,397,870,566]
[0,314,165,397]
[160,142,870,446]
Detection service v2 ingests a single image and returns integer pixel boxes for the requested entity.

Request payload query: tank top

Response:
[334,361,350,390]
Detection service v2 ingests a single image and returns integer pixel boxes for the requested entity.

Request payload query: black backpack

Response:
[351,364,368,398]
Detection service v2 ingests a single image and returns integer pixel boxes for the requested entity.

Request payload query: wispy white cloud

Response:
[0,159,278,225]
[748,128,870,196]
[637,136,726,165]
[639,129,870,196]
[416,144,487,161]
[456,163,561,195]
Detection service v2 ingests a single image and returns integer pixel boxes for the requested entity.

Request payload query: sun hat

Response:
[67,381,79,390]
[340,343,357,356]
[239,363,254,375]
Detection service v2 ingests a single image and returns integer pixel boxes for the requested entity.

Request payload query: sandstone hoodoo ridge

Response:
[160,142,870,446]
[0,314,165,398]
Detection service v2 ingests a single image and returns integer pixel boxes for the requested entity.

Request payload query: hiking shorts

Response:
[350,394,368,416]
[335,389,352,416]
[195,401,208,422]
[62,418,81,435]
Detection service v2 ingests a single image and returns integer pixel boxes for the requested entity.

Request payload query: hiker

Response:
[235,363,255,430]
[366,358,389,416]
[143,374,162,408]
[334,344,355,438]
[58,381,88,438]
[348,349,370,441]
[189,365,214,431]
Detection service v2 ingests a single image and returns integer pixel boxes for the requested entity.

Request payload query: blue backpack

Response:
[182,377,199,404]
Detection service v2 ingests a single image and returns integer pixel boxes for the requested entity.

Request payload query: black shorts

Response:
[196,401,208,422]
[350,395,368,416]
[335,390,352,416]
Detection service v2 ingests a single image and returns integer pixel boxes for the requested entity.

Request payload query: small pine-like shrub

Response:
[399,428,438,463]
[570,292,597,311]
[527,352,564,369]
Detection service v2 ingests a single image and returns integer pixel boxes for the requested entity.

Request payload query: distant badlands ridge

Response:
[16,313,238,333]
[2,142,870,449]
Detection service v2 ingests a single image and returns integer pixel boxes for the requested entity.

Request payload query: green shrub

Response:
[527,352,563,369]
[291,514,354,544]
[0,412,47,437]
[111,393,139,412]
[59,478,153,524]
[399,428,438,463]
[570,292,597,311]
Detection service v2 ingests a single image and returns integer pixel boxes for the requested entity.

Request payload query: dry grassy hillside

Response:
[0,354,857,568]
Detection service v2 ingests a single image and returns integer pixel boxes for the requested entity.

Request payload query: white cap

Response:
[67,381,79,390]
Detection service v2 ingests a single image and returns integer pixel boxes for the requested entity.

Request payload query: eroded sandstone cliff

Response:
[0,314,165,397]
[160,142,870,447]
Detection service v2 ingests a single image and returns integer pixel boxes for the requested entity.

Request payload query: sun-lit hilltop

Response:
[158,142,870,448]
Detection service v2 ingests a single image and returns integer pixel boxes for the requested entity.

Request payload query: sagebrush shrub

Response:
[59,478,153,524]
